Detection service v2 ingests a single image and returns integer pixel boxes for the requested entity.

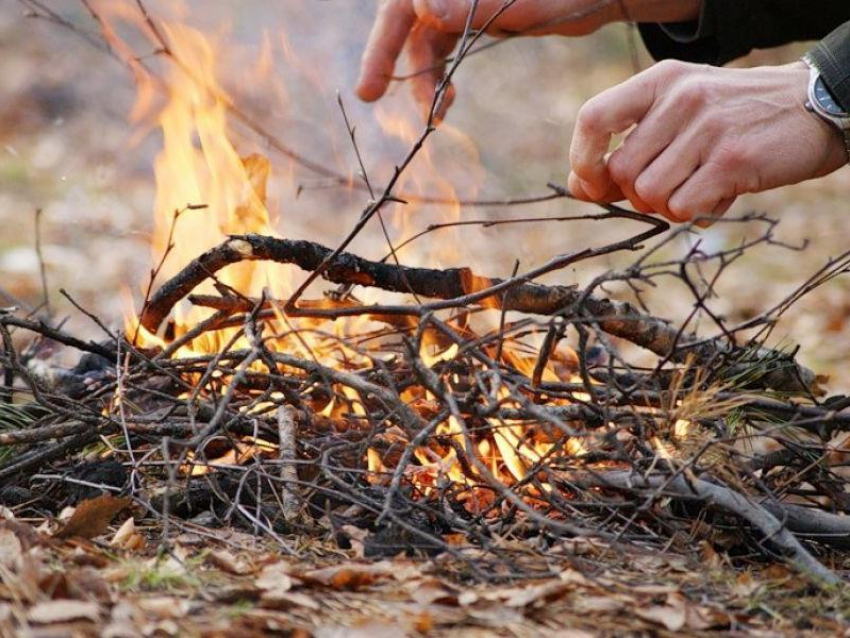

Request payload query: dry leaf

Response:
[137,597,189,620]
[261,590,321,611]
[0,528,22,570]
[28,600,101,624]
[109,516,144,550]
[636,603,687,632]
[504,581,570,608]
[256,561,296,594]
[301,562,403,590]
[407,578,458,606]
[208,550,254,575]
[306,567,374,590]
[54,494,132,540]
[458,591,478,606]
[573,596,625,614]
[109,517,134,546]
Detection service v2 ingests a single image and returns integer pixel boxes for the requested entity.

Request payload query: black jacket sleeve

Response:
[638,1,850,110]
[809,22,850,111]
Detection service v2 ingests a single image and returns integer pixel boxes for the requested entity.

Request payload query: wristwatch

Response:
[803,55,850,162]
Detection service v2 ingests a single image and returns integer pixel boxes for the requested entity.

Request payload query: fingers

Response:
[616,127,702,218]
[406,22,458,120]
[357,0,418,102]
[604,95,695,214]
[567,161,625,203]
[568,66,664,201]
[568,60,738,226]
[668,159,740,222]
[413,0,612,36]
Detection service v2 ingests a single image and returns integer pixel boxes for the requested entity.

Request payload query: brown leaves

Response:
[207,549,254,576]
[0,512,829,637]
[54,494,132,540]
[27,600,101,624]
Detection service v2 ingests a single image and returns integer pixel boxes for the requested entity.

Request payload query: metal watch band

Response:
[802,55,850,163]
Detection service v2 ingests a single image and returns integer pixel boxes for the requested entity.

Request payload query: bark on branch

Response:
[571,470,842,588]
[140,235,816,392]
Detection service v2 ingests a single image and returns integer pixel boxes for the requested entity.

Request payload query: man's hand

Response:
[568,61,848,224]
[356,0,701,117]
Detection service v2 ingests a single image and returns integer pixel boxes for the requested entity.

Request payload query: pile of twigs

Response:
[3,216,850,588]
[5,0,850,589]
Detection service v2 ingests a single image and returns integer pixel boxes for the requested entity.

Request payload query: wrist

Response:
[618,0,702,24]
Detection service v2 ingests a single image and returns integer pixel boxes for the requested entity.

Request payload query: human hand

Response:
[356,0,701,119]
[568,60,848,225]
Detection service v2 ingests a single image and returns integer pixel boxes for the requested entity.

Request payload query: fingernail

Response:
[427,0,449,19]
[580,178,604,201]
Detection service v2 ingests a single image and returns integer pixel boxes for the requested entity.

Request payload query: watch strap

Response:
[803,55,850,163]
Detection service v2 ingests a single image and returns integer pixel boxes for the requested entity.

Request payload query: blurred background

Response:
[1,1,848,387]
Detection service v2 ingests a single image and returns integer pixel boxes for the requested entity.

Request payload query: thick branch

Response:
[572,470,841,587]
[140,235,816,392]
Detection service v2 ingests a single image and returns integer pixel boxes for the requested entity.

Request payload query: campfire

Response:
[4,0,850,593]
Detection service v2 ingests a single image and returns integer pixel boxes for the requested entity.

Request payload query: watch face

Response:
[814,76,847,117]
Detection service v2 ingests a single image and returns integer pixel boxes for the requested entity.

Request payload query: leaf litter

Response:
[0,504,849,636]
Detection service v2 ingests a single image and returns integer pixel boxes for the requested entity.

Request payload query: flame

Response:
[101,5,603,506]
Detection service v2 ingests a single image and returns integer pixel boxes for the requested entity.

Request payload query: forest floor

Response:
[3,510,850,637]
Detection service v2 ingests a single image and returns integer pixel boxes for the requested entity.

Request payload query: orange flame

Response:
[101,5,598,498]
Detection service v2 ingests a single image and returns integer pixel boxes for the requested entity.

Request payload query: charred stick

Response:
[270,351,427,435]
[0,430,99,483]
[0,419,90,446]
[0,313,113,360]
[140,235,815,393]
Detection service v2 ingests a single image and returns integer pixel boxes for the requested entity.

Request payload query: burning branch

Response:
[139,233,818,394]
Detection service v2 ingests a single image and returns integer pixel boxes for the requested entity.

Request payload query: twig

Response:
[276,405,299,522]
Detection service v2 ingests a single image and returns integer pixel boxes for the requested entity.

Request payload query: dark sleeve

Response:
[809,22,850,111]
[638,1,850,65]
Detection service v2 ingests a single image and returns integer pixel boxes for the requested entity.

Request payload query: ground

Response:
[2,1,850,636]
[3,513,850,637]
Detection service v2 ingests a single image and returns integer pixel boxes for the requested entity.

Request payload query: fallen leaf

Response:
[137,597,189,620]
[0,520,41,551]
[0,528,22,570]
[208,549,254,575]
[636,603,687,632]
[109,517,135,547]
[54,494,132,540]
[28,600,101,624]
[504,581,570,608]
[261,590,321,611]
[458,591,478,606]
[256,561,296,594]
[573,596,625,613]
[301,562,403,590]
[407,578,458,606]
[306,566,374,590]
